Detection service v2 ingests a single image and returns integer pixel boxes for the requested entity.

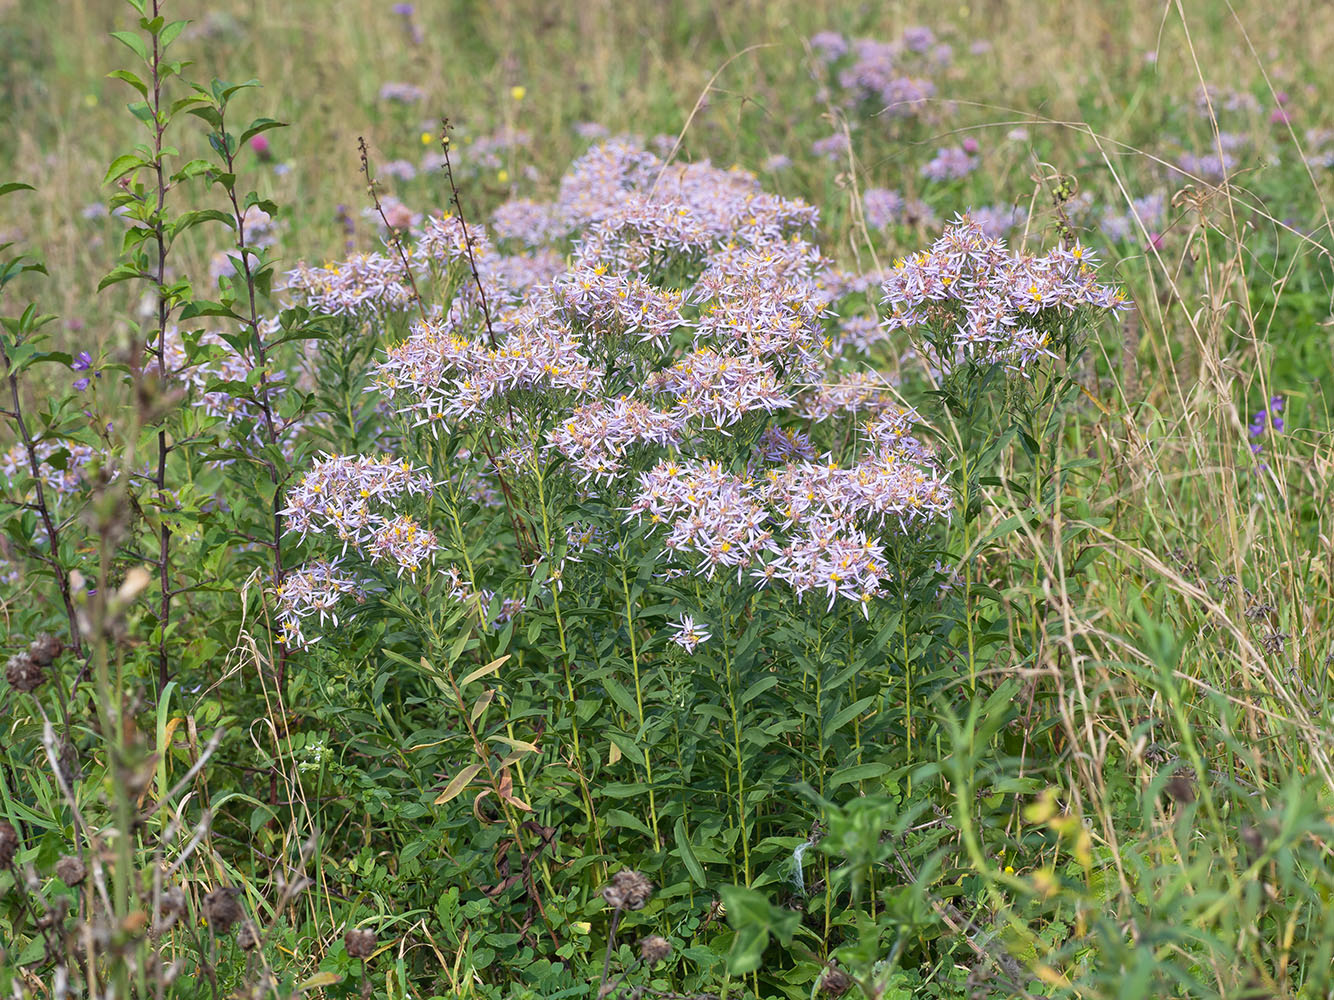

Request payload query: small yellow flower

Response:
[510,85,526,102]
[420,131,434,146]
[497,169,510,184]
[1004,865,1015,875]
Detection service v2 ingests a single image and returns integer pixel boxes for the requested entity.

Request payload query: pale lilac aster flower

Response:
[810,31,848,62]
[668,614,711,653]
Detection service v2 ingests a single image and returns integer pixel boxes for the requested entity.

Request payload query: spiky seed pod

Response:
[202,887,243,934]
[819,966,852,998]
[601,869,652,910]
[55,855,87,886]
[237,922,260,951]
[28,634,63,667]
[638,935,671,964]
[344,927,377,959]
[0,821,18,867]
[6,652,44,692]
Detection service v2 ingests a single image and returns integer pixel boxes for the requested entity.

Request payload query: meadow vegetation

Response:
[1,2,1333,998]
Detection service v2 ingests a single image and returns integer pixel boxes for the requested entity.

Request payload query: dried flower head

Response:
[202,886,244,934]
[345,927,378,959]
[6,651,44,692]
[639,935,671,964]
[28,634,63,667]
[237,922,260,951]
[55,854,87,886]
[602,868,653,910]
[1164,770,1196,805]
[819,965,852,997]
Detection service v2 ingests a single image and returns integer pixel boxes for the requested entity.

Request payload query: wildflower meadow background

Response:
[2,1,1334,997]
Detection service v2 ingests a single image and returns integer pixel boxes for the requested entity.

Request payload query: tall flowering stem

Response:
[426,120,536,563]
[208,93,294,687]
[146,0,174,695]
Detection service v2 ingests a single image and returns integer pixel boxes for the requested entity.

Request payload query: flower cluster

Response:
[921,145,978,182]
[547,397,682,484]
[1100,191,1167,244]
[378,81,426,104]
[276,454,438,643]
[1249,395,1285,469]
[282,453,435,567]
[0,440,96,499]
[274,559,367,648]
[813,30,947,119]
[668,614,711,653]
[285,252,415,316]
[625,423,950,614]
[880,213,1128,373]
[281,132,1124,638]
[861,188,938,231]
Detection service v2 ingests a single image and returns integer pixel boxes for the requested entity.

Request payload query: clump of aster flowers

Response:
[811,29,946,121]
[880,213,1128,375]
[276,137,1123,645]
[275,454,436,645]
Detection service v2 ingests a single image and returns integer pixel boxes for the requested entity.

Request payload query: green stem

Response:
[617,533,659,847]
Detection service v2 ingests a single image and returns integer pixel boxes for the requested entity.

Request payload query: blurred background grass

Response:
[4,0,1331,327]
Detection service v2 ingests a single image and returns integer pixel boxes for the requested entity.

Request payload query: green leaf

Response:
[602,675,639,718]
[434,762,483,805]
[97,263,146,291]
[605,730,644,766]
[720,885,800,975]
[159,19,189,48]
[674,818,708,888]
[297,972,342,992]
[0,183,34,199]
[107,69,149,98]
[179,300,242,321]
[109,30,150,63]
[239,118,286,148]
[458,655,509,686]
[104,154,145,186]
[823,696,877,743]
[604,809,652,837]
[741,674,779,705]
[827,762,894,790]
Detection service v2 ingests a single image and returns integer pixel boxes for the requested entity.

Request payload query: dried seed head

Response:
[55,855,87,886]
[6,652,45,693]
[1240,818,1279,859]
[638,935,671,964]
[819,965,852,998]
[601,869,653,911]
[202,887,244,934]
[0,820,19,867]
[344,927,377,959]
[160,885,187,915]
[154,884,188,934]
[28,634,63,667]
[1165,771,1196,805]
[237,922,260,951]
